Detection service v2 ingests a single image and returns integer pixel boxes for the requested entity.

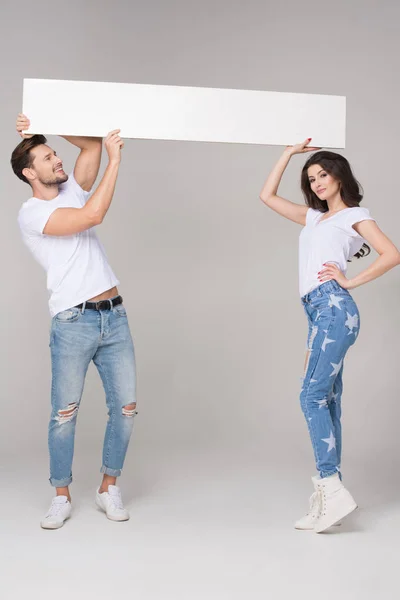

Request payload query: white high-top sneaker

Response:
[41,496,72,529]
[295,476,321,530]
[314,473,357,533]
[95,485,130,521]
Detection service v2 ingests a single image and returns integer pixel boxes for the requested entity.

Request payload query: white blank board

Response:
[23,78,346,148]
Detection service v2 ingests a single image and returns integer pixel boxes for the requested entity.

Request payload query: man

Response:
[12,114,137,529]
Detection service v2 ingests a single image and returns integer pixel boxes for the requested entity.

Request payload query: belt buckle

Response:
[98,299,111,310]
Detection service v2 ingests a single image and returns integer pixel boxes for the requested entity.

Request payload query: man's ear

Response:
[22,167,36,182]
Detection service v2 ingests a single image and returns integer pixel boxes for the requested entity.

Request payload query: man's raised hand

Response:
[105,129,124,164]
[16,113,33,139]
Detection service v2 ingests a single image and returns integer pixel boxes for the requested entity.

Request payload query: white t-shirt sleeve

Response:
[18,201,59,236]
[68,171,93,206]
[344,207,376,237]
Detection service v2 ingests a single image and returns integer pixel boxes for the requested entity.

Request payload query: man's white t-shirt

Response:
[298,206,375,298]
[18,173,120,317]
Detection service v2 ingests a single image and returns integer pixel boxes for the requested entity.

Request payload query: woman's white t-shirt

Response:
[298,206,375,298]
[18,173,120,317]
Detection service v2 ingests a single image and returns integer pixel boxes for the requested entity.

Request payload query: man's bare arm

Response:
[61,136,102,192]
[43,130,124,236]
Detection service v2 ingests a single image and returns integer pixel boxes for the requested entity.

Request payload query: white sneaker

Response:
[295,476,321,530]
[314,474,357,533]
[41,496,72,530]
[95,485,130,521]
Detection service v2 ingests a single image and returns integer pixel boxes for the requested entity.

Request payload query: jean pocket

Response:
[315,304,335,322]
[310,296,335,318]
[55,307,81,323]
[114,304,127,318]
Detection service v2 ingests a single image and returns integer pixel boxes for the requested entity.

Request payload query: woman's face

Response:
[307,164,340,201]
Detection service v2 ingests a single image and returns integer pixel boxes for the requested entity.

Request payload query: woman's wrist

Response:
[346,278,357,290]
[283,147,294,158]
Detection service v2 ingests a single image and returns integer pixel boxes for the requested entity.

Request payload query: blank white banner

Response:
[23,78,346,148]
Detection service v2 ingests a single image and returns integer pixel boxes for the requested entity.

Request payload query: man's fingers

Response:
[106,129,121,138]
[105,135,121,145]
[17,121,30,132]
[17,114,29,123]
[106,135,123,145]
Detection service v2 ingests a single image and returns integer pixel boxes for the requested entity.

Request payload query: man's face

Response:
[28,144,68,186]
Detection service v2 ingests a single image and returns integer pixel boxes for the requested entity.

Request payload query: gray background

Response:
[1,1,399,598]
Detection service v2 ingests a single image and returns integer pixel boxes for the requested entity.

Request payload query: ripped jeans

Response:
[300,280,360,479]
[48,301,137,487]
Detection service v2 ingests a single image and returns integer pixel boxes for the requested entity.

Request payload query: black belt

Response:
[75,295,123,311]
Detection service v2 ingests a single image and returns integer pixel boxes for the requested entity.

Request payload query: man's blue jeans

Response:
[48,300,137,487]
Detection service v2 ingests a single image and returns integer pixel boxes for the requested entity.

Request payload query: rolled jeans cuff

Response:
[100,466,122,477]
[50,476,73,487]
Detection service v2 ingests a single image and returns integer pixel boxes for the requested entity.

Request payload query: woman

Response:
[260,139,400,533]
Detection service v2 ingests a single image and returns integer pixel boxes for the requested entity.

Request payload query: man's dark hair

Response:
[11,135,48,184]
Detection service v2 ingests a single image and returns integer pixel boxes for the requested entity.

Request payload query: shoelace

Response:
[47,498,68,517]
[308,491,321,516]
[317,487,327,516]
[108,488,124,510]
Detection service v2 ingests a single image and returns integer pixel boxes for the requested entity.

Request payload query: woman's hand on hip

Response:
[318,263,352,289]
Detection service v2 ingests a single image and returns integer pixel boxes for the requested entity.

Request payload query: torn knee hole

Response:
[304,326,318,376]
[308,326,318,351]
[303,350,311,377]
[56,402,79,424]
[122,403,137,417]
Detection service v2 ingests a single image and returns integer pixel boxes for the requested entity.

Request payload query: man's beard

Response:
[40,173,69,187]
